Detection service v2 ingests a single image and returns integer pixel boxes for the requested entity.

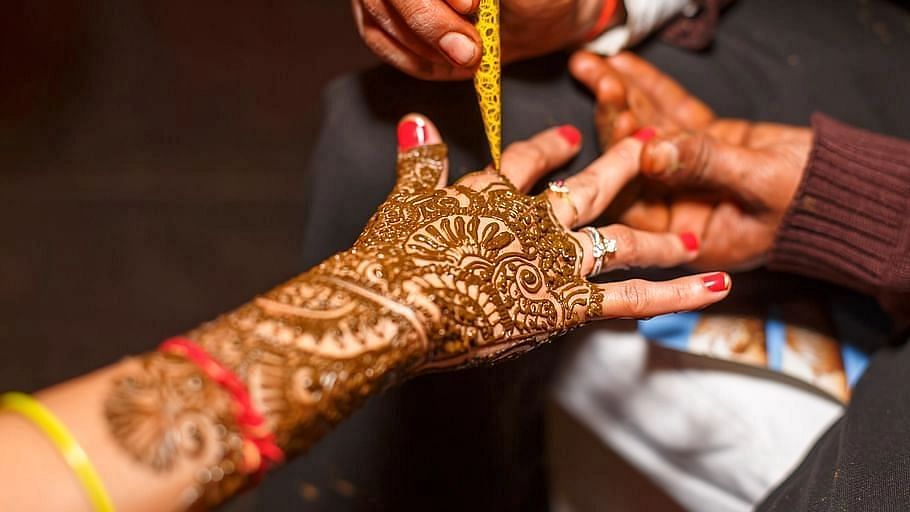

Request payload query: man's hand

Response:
[353,0,606,81]
[570,51,813,271]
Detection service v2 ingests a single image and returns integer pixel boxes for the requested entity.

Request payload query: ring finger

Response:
[573,223,697,278]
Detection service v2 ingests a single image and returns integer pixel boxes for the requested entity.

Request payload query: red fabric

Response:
[769,114,910,330]
[584,0,621,42]
[159,337,285,477]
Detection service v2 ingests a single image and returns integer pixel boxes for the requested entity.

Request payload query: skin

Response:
[0,115,730,511]
[352,0,615,80]
[569,50,814,271]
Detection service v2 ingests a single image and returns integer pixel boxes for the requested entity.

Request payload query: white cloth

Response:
[549,326,844,512]
[586,0,697,56]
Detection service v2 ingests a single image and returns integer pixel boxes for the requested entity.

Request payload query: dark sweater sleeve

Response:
[769,113,910,328]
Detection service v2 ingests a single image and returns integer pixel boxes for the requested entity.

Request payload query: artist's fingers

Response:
[641,132,769,202]
[667,199,713,239]
[393,114,449,194]
[572,224,697,277]
[569,51,629,109]
[357,5,441,79]
[608,52,714,130]
[361,0,451,63]
[617,200,671,232]
[499,125,582,192]
[445,0,479,13]
[388,0,482,68]
[547,137,641,228]
[596,272,731,319]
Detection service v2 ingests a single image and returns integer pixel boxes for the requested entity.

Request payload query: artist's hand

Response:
[570,50,813,271]
[315,114,731,371]
[352,0,607,81]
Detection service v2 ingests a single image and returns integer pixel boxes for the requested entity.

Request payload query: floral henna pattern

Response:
[104,143,602,506]
[314,144,604,370]
[105,353,251,505]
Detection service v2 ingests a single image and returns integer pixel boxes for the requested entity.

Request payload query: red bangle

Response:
[583,0,620,42]
[159,337,285,478]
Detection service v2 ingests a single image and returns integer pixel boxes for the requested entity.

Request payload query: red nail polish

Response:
[633,126,657,142]
[702,273,730,292]
[679,232,699,252]
[397,119,426,151]
[557,125,582,147]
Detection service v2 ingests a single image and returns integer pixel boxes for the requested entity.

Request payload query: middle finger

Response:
[545,136,643,228]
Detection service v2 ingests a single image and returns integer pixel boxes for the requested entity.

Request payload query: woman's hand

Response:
[314,114,732,371]
[570,51,813,271]
[11,116,732,512]
[352,0,607,81]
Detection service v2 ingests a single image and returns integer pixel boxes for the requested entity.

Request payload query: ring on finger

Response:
[548,179,580,227]
[581,226,617,277]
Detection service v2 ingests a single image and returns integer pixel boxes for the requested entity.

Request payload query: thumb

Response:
[394,114,449,195]
[640,132,765,200]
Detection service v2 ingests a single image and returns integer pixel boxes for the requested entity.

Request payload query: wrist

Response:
[190,267,427,449]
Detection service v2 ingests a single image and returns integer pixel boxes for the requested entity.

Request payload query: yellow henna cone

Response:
[474,0,502,171]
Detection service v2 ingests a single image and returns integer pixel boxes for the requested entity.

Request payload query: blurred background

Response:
[0,1,374,388]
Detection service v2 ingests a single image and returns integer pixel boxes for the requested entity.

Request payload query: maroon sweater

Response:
[769,114,910,329]
[657,3,910,329]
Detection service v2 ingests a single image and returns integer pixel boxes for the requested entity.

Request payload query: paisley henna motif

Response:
[104,142,602,506]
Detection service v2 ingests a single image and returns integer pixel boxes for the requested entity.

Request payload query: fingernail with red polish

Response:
[398,118,427,151]
[679,232,699,252]
[702,273,730,292]
[557,125,582,147]
[633,126,657,142]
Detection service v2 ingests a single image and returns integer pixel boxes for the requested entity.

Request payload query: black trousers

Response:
[236,1,910,510]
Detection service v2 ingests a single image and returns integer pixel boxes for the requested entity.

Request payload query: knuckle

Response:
[398,1,438,34]
[569,180,596,218]
[361,0,386,22]
[612,226,638,261]
[689,133,713,182]
[612,138,640,163]
[595,76,616,100]
[512,141,548,171]
[619,281,650,316]
[673,283,693,306]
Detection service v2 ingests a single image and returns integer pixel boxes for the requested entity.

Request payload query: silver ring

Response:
[581,226,617,277]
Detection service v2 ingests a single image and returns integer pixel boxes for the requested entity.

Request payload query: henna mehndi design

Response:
[104,143,603,507]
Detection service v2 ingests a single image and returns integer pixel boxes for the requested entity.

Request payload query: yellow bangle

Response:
[1,392,115,512]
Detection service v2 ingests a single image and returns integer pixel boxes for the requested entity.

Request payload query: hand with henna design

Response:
[311,114,731,371]
[570,50,813,270]
[0,115,730,512]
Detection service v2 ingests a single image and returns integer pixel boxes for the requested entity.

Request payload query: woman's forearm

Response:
[0,266,427,512]
[0,119,733,512]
